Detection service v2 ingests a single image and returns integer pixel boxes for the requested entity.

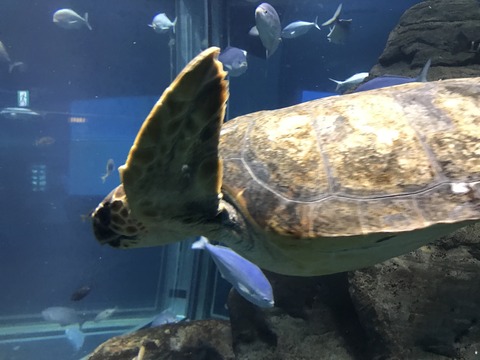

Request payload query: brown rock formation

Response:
[369,0,480,80]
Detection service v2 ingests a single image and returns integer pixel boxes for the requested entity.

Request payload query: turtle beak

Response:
[91,201,122,247]
[91,185,140,248]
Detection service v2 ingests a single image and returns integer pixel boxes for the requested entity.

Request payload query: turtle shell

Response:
[219,80,480,239]
[91,46,480,275]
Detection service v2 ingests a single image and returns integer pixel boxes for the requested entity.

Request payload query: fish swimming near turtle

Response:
[90,47,480,277]
[353,59,431,92]
[192,236,274,308]
[255,3,281,58]
[218,47,248,77]
[329,72,369,93]
[53,9,92,31]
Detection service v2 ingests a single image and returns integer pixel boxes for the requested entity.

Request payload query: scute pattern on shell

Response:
[220,78,480,238]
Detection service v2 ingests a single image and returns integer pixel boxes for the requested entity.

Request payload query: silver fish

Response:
[255,3,281,58]
[41,306,80,326]
[329,72,369,92]
[94,307,117,322]
[101,158,115,183]
[151,309,179,327]
[218,47,248,77]
[53,9,92,31]
[281,17,321,39]
[149,13,176,34]
[192,236,274,308]
[65,326,85,351]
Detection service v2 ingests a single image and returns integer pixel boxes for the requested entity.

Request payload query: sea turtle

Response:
[91,47,480,276]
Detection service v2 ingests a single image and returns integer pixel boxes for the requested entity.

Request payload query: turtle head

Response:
[91,185,147,248]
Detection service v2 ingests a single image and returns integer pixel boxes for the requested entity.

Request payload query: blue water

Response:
[0,0,423,358]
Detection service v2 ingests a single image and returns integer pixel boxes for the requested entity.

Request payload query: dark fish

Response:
[70,285,91,301]
[354,59,431,93]
[192,236,274,308]
[218,47,248,77]
[41,307,81,326]
[255,3,281,58]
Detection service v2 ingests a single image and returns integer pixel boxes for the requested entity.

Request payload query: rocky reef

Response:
[369,0,480,80]
[86,319,234,360]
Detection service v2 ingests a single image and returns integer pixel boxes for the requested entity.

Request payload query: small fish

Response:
[65,326,85,351]
[354,59,431,93]
[53,9,92,31]
[218,47,248,77]
[281,17,321,39]
[41,306,81,326]
[94,307,117,322]
[192,236,274,308]
[255,3,281,58]
[70,285,91,301]
[34,136,55,147]
[329,72,369,93]
[149,13,176,34]
[101,158,115,183]
[151,309,179,327]
[322,4,352,45]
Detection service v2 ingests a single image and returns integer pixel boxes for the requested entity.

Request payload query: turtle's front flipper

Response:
[120,47,229,223]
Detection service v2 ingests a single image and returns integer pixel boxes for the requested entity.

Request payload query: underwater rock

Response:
[369,0,480,80]
[227,273,370,360]
[86,319,234,360]
[349,223,480,359]
[227,225,480,359]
